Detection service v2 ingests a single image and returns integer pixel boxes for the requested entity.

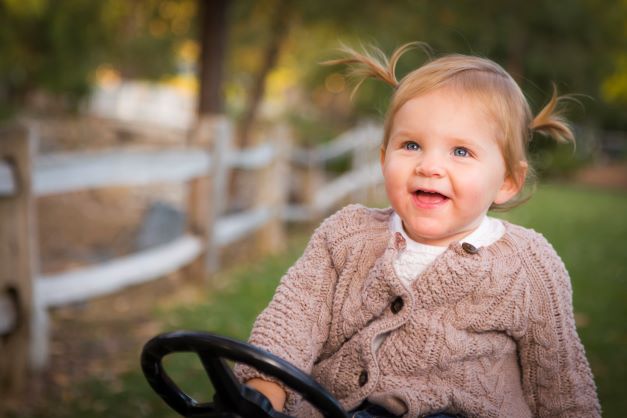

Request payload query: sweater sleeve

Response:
[233,211,340,409]
[516,237,601,418]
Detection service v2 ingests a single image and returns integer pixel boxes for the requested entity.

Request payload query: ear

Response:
[494,161,528,205]
[379,145,387,169]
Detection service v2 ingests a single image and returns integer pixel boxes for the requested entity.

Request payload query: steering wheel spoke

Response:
[141,331,348,418]
[199,355,243,409]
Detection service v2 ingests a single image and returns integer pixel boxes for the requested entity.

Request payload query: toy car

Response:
[141,330,349,418]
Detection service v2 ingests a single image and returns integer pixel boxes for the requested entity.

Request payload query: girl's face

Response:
[380,87,521,247]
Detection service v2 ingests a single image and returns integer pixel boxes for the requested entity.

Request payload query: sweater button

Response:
[358,370,368,387]
[462,242,479,254]
[394,232,406,250]
[391,297,404,314]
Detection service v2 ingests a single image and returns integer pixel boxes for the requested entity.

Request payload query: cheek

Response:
[382,164,407,201]
[383,162,401,187]
[472,173,508,204]
[383,174,400,200]
[453,170,498,201]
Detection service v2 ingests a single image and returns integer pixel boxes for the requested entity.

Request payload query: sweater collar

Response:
[372,210,523,307]
[389,211,505,252]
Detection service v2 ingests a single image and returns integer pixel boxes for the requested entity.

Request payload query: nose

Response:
[415,152,445,177]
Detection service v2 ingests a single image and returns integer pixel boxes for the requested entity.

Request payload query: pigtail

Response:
[531,84,576,145]
[323,42,430,97]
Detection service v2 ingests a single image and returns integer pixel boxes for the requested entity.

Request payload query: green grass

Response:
[495,184,627,417]
[12,183,626,418]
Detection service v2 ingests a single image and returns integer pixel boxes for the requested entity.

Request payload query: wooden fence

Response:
[0,116,383,393]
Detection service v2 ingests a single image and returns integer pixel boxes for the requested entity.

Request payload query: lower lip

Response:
[411,192,449,209]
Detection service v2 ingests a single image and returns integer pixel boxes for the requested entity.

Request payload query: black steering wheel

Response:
[141,330,349,418]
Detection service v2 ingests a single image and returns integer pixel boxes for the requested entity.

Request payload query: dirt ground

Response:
[2,274,190,416]
[2,117,193,414]
[4,211,274,416]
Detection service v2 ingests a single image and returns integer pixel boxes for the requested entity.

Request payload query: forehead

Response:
[390,87,499,140]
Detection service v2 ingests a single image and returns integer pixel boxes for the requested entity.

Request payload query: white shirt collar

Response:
[390,212,504,252]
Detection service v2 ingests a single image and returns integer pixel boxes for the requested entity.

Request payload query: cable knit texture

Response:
[234,205,601,418]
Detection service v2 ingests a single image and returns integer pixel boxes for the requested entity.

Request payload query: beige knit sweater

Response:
[235,205,601,418]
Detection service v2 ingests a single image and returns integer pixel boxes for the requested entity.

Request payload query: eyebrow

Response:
[451,137,487,152]
[388,130,416,143]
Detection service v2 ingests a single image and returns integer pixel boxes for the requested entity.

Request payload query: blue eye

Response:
[453,147,469,157]
[404,142,420,151]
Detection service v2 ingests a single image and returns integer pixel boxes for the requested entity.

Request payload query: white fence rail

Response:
[36,235,203,308]
[215,208,273,247]
[292,122,382,165]
[34,150,211,196]
[313,161,382,213]
[0,162,16,196]
[0,118,383,389]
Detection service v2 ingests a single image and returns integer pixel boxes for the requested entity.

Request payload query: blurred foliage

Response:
[529,136,589,179]
[0,0,195,113]
[0,0,107,110]
[227,0,626,177]
[285,0,627,129]
[0,0,625,133]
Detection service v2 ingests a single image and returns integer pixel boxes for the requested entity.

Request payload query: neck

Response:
[401,217,487,247]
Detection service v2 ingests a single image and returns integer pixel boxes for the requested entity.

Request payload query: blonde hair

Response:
[325,42,575,210]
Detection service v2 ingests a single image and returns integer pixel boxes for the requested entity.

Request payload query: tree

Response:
[0,0,194,116]
[197,0,230,115]
[235,0,293,147]
[0,0,109,111]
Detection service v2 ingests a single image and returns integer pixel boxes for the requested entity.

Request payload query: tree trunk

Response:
[198,0,230,115]
[236,0,292,147]
[187,0,231,278]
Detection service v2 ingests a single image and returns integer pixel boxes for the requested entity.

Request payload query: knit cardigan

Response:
[235,205,601,418]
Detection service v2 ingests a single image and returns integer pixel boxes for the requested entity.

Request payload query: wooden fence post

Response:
[186,115,231,279]
[0,124,37,397]
[255,125,289,255]
[366,124,386,205]
[302,156,324,219]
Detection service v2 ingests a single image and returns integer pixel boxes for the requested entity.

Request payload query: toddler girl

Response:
[235,42,601,418]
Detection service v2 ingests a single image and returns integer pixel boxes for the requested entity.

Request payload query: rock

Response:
[135,201,186,251]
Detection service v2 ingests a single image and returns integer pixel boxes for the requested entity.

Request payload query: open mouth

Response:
[413,189,449,205]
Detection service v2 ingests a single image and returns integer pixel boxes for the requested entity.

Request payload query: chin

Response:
[404,225,446,244]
